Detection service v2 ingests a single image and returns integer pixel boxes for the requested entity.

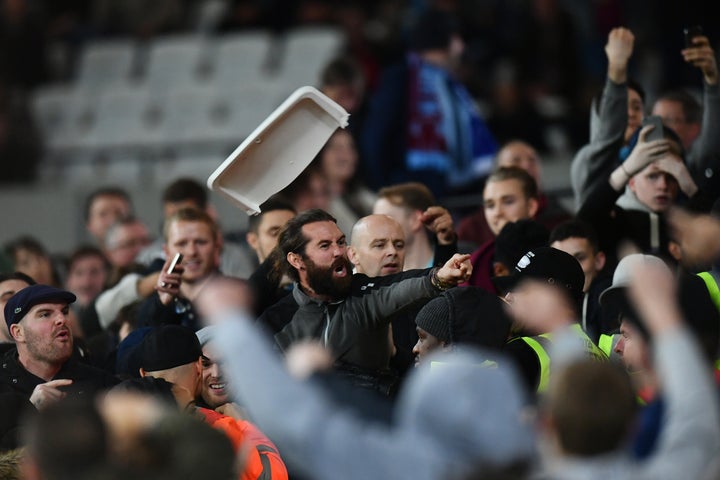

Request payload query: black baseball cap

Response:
[4,284,76,333]
[493,247,585,306]
[138,325,204,372]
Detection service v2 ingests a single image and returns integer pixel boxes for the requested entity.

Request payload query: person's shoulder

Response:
[0,343,16,358]
[257,292,299,334]
[261,291,298,312]
[470,238,496,261]
[351,269,429,294]
[372,60,411,93]
[64,358,120,386]
[0,347,19,381]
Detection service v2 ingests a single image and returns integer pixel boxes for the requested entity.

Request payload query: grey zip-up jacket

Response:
[275,272,441,370]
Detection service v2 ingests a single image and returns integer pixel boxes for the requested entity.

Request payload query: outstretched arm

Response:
[628,261,720,480]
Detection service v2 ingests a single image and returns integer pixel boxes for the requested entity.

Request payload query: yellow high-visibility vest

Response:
[512,324,608,393]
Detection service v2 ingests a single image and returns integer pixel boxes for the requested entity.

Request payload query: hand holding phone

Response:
[684,25,703,48]
[167,252,183,274]
[157,252,183,305]
[642,115,665,142]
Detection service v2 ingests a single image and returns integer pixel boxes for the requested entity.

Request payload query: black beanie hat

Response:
[415,286,512,348]
[138,325,203,372]
[415,295,452,342]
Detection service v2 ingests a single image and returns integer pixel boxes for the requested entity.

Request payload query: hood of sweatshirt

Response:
[395,348,537,470]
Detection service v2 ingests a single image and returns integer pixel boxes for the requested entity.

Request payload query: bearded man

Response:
[262,209,471,395]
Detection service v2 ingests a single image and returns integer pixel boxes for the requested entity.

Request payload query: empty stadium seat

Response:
[211,30,275,89]
[140,34,212,91]
[81,86,162,157]
[74,39,138,92]
[278,26,345,86]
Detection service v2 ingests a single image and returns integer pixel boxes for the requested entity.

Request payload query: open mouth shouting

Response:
[332,259,349,278]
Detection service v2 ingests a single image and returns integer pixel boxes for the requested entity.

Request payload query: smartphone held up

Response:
[642,115,665,142]
[167,252,183,274]
[684,25,703,48]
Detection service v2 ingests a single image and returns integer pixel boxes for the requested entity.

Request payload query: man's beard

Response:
[304,256,354,300]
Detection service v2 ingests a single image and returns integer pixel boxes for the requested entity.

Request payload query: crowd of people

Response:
[1,2,720,480]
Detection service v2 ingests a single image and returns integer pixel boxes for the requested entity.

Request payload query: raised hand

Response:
[435,253,472,288]
[420,206,457,245]
[606,27,635,83]
[627,258,680,335]
[656,157,698,196]
[682,35,718,86]
[156,254,184,305]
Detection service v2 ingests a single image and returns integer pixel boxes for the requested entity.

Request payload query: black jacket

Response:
[0,348,119,401]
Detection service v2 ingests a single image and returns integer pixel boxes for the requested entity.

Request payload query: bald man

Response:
[347,214,419,381]
[348,215,406,277]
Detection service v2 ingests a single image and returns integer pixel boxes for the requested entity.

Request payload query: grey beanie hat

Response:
[196,325,218,347]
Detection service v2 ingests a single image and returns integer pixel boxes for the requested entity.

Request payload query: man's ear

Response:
[594,251,607,272]
[492,261,510,278]
[537,409,557,437]
[10,323,23,343]
[287,252,305,271]
[668,241,683,262]
[409,209,424,233]
[528,198,539,219]
[347,246,360,267]
[246,232,259,253]
[628,176,636,192]
[139,368,147,378]
[687,123,701,142]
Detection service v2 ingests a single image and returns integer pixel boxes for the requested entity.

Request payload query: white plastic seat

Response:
[81,86,161,156]
[29,85,98,161]
[150,155,219,182]
[155,86,220,150]
[212,30,274,90]
[153,83,284,153]
[141,34,211,91]
[75,39,137,92]
[279,26,345,86]
[30,85,76,148]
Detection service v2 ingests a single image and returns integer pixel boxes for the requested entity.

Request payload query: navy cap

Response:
[4,284,76,333]
[138,325,203,372]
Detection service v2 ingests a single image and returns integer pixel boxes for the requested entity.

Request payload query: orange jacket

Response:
[198,407,289,480]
